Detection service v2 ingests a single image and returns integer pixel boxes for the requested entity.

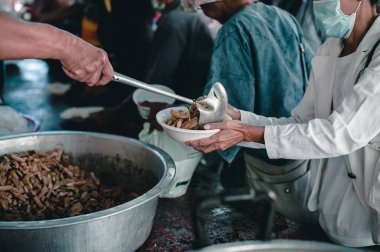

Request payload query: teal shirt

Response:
[204,3,313,163]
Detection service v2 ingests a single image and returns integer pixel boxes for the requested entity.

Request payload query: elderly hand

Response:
[186,120,265,153]
[59,34,113,86]
[226,103,241,120]
[0,13,113,85]
[196,96,241,121]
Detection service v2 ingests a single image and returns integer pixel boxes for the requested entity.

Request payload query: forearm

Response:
[239,110,302,126]
[242,124,265,144]
[227,104,241,120]
[0,12,113,86]
[0,12,73,61]
[264,70,380,160]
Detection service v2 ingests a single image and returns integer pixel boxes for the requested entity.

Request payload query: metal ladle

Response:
[113,72,228,126]
[196,82,228,126]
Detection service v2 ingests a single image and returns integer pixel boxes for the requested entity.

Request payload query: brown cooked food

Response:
[0,150,138,221]
[166,103,200,130]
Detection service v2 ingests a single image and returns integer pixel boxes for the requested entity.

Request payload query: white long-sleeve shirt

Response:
[238,18,380,247]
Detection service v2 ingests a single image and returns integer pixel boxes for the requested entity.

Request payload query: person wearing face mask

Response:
[188,0,380,247]
[262,0,324,52]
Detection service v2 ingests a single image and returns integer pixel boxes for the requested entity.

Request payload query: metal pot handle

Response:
[192,188,277,249]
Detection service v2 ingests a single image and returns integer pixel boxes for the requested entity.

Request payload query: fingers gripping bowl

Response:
[156,106,220,142]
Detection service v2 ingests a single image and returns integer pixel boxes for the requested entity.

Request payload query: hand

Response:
[186,120,265,153]
[0,13,112,84]
[196,97,240,121]
[226,104,241,120]
[186,120,245,153]
[59,34,114,86]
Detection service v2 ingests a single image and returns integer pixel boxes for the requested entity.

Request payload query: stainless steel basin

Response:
[196,240,366,252]
[0,131,175,252]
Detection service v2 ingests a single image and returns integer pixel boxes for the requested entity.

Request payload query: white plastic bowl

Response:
[156,106,220,142]
[133,84,176,119]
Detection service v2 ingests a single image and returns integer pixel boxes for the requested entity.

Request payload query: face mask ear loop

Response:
[338,0,362,16]
[354,1,362,13]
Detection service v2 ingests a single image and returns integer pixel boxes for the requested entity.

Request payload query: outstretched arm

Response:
[0,12,113,86]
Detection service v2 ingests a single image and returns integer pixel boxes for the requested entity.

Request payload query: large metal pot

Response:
[0,131,175,252]
[192,190,369,252]
[196,240,366,252]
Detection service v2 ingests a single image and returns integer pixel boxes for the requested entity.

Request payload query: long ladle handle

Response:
[113,72,194,105]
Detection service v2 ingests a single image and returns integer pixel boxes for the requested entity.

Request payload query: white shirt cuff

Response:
[264,125,280,159]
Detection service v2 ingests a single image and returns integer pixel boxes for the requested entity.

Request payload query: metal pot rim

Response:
[0,131,176,229]
[195,240,364,252]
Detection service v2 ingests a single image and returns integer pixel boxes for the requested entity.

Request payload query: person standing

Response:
[98,0,154,81]
[188,0,380,247]
[89,0,214,129]
[196,0,313,222]
[144,0,214,99]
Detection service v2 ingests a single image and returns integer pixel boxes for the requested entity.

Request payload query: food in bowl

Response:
[166,103,200,130]
[0,149,138,221]
[156,106,220,142]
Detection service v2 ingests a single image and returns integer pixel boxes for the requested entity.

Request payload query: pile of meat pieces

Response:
[0,150,136,221]
[166,104,200,130]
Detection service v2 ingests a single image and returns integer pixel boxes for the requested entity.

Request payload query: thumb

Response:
[203,124,211,130]
[223,114,232,121]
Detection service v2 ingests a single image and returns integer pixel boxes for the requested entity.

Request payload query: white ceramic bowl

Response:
[156,106,220,142]
[133,85,176,119]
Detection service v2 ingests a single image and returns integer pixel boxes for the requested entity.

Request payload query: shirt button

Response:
[348,173,356,179]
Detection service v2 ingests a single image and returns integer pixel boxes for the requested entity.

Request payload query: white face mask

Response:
[313,0,362,39]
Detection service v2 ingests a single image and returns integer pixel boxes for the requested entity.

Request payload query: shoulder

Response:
[160,9,205,30]
[215,3,303,48]
[221,3,303,38]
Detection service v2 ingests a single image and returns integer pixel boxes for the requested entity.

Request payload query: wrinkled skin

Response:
[186,120,246,153]
[60,39,113,86]
[0,12,113,86]
[186,104,265,153]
